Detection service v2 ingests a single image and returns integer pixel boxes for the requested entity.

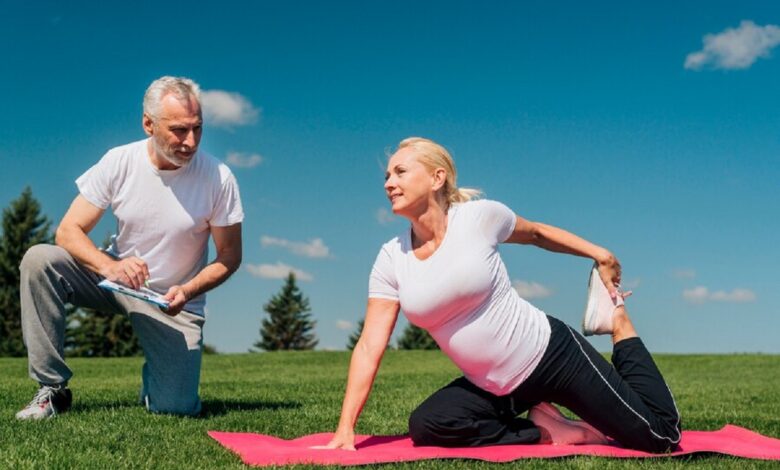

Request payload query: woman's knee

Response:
[633,438,679,454]
[408,404,439,445]
[647,420,682,453]
[621,421,682,453]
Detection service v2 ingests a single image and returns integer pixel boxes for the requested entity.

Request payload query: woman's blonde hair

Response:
[396,137,482,205]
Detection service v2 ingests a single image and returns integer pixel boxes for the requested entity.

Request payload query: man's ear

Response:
[142,113,154,137]
[431,168,447,191]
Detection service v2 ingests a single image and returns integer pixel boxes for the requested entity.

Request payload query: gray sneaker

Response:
[15,384,73,420]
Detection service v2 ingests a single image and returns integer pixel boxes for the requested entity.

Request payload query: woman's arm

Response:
[506,216,623,294]
[319,298,401,450]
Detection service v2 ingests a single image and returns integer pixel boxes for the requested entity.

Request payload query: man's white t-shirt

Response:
[369,200,551,396]
[76,138,244,315]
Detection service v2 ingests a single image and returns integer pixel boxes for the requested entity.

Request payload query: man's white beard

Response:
[153,137,194,168]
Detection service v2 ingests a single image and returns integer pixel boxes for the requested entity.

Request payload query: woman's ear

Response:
[431,168,447,191]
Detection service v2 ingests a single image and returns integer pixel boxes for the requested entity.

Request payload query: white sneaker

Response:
[15,384,72,420]
[582,264,624,336]
[528,402,609,445]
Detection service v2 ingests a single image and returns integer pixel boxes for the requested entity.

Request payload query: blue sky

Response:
[1,1,778,353]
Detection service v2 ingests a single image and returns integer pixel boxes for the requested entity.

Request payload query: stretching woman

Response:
[323,137,681,452]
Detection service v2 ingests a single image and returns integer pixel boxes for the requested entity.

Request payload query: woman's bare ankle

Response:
[611,306,638,344]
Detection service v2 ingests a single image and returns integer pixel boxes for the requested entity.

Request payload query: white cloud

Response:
[710,289,757,303]
[336,320,353,330]
[200,89,260,127]
[376,207,396,225]
[683,286,756,304]
[672,269,697,280]
[245,262,313,281]
[261,236,332,258]
[512,280,553,299]
[683,286,709,303]
[225,152,263,168]
[685,20,780,70]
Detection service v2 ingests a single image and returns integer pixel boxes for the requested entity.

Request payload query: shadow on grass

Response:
[200,399,301,418]
[70,400,140,413]
[68,398,301,418]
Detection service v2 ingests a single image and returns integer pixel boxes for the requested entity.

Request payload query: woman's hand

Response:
[595,251,630,299]
[313,427,356,451]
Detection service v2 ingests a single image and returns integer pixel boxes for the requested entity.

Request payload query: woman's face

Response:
[384,148,437,216]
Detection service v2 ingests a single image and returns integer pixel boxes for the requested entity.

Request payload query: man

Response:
[16,76,243,419]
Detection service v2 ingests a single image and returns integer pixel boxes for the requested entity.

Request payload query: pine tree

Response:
[397,323,439,350]
[64,233,142,358]
[346,320,364,350]
[0,187,52,356]
[255,273,318,351]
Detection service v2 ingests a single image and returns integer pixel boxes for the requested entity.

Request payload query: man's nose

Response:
[183,129,197,147]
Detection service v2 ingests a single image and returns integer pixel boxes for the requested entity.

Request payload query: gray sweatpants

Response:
[20,244,204,416]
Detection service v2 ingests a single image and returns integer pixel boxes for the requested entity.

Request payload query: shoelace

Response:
[27,385,58,408]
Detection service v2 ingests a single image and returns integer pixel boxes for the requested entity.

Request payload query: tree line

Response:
[0,188,436,357]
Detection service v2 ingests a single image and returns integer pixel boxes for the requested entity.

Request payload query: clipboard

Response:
[98,279,170,310]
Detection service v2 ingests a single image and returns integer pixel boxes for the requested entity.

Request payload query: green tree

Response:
[346,319,364,350]
[397,323,439,350]
[255,273,318,351]
[0,187,52,356]
[65,309,142,357]
[65,233,142,358]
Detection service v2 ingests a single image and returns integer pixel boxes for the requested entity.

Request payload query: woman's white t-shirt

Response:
[369,200,551,396]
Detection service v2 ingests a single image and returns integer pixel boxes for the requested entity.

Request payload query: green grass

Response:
[1,351,779,469]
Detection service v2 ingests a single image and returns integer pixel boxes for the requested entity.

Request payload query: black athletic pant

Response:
[408,316,682,453]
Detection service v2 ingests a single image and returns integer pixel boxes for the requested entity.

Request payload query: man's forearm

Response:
[181,256,241,299]
[55,225,114,275]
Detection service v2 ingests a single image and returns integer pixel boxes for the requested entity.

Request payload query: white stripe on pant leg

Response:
[566,326,681,446]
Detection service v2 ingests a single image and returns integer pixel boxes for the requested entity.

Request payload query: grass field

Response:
[1,351,779,469]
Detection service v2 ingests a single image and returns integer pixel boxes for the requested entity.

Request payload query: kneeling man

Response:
[17,76,243,419]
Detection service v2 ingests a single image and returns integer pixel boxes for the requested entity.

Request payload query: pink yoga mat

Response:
[209,425,780,466]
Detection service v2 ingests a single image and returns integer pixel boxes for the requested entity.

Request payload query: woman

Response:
[323,137,681,452]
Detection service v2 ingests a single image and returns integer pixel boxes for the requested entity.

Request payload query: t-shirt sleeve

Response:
[210,168,244,227]
[75,152,115,210]
[474,199,517,245]
[368,244,399,300]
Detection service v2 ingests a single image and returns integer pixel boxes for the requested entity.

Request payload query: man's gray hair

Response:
[143,76,201,118]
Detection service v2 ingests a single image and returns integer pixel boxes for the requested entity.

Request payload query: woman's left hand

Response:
[595,252,629,299]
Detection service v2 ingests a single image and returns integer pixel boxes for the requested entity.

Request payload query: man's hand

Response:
[100,257,149,290]
[163,285,191,315]
[157,223,241,316]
